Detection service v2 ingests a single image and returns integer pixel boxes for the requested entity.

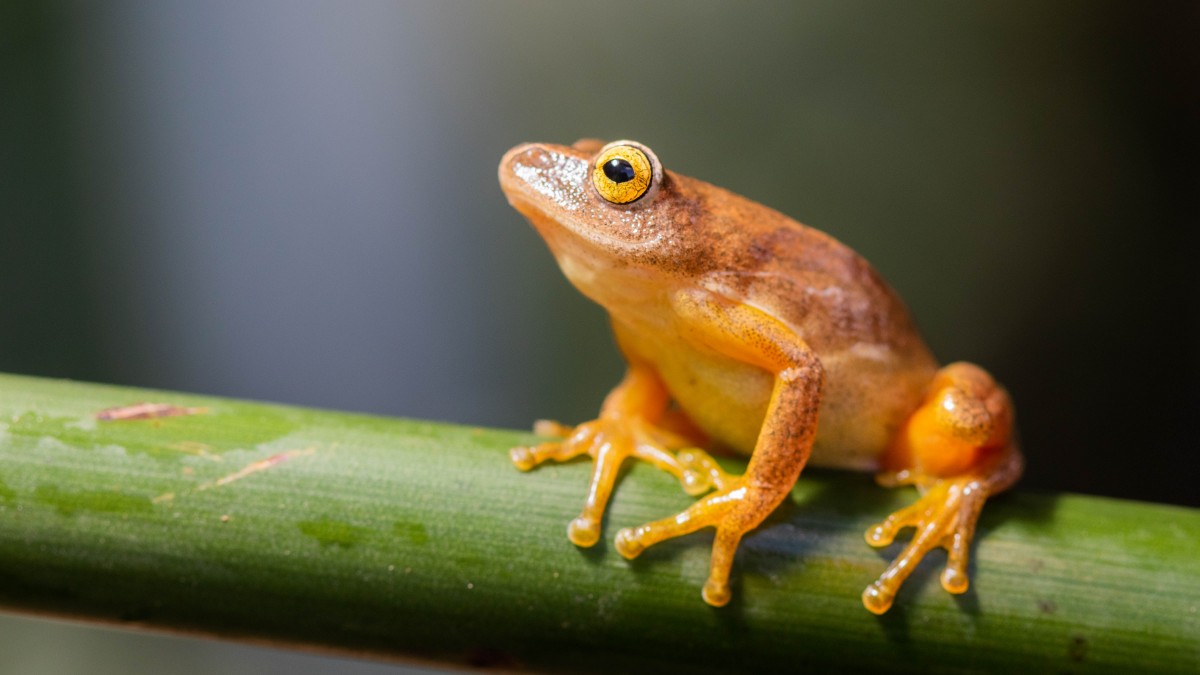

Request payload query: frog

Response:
[497,138,1023,614]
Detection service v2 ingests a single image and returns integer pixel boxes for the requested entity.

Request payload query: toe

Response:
[567,516,601,547]
[509,446,538,470]
[861,582,894,615]
[681,469,711,496]
[864,521,896,547]
[940,565,969,594]
[702,579,731,607]
[614,527,645,559]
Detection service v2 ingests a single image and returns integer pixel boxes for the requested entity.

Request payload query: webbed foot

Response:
[865,362,1024,614]
[615,476,785,607]
[862,473,986,614]
[510,417,718,547]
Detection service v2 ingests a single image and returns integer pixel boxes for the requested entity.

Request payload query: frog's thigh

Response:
[884,362,1016,479]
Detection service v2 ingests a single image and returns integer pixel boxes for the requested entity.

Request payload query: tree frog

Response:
[498,139,1023,614]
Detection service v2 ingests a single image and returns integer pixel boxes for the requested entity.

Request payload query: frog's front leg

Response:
[614,289,822,607]
[510,364,715,547]
[862,362,1024,614]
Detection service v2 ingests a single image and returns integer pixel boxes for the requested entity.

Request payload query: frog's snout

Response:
[499,143,552,186]
[498,142,590,213]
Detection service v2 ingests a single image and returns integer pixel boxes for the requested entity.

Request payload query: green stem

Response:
[0,373,1195,673]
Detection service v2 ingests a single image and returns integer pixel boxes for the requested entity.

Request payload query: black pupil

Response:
[603,158,637,184]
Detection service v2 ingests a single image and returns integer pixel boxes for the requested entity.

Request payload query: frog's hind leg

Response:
[862,361,1024,614]
[509,365,719,548]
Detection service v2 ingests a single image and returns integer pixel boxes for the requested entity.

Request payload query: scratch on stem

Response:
[154,447,316,503]
[197,447,316,491]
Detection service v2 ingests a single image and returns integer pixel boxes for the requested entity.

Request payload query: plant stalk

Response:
[0,373,1195,673]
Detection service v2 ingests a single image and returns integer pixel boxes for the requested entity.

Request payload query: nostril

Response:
[501,143,552,176]
[518,146,553,169]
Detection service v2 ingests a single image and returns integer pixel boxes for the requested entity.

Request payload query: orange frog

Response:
[498,139,1023,613]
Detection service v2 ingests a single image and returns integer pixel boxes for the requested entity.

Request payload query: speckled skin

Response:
[500,140,1022,613]
[501,141,936,470]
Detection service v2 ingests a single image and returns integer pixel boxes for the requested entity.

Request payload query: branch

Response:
[0,373,1195,673]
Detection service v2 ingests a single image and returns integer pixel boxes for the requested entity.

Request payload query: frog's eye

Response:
[591,141,661,205]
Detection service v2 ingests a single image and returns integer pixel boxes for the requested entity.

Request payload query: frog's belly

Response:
[655,345,934,471]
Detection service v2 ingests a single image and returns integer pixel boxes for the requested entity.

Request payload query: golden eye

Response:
[592,144,654,204]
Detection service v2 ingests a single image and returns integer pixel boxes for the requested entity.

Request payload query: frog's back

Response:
[672,174,939,468]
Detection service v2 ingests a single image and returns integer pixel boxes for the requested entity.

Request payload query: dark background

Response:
[2,2,1196,673]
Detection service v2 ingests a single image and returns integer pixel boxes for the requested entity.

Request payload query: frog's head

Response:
[499,139,706,286]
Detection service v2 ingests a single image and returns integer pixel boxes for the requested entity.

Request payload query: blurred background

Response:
[2,1,1196,672]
